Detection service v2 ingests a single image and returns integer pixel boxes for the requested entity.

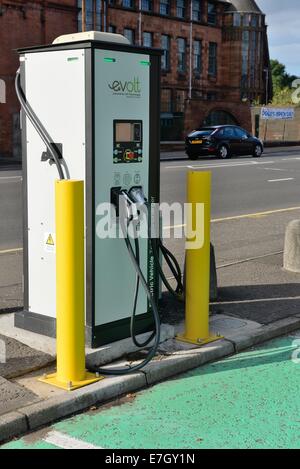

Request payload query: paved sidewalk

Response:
[0,251,22,312]
[2,332,300,449]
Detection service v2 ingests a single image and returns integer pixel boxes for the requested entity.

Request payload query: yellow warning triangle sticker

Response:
[46,234,55,246]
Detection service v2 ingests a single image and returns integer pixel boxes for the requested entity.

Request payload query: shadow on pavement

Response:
[212,283,300,324]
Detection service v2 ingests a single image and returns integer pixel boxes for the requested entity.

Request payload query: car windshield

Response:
[189,129,215,137]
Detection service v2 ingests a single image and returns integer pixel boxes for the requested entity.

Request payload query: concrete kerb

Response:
[1,314,300,444]
[232,316,300,353]
[0,412,27,443]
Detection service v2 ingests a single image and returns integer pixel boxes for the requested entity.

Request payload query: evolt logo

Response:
[108,77,141,96]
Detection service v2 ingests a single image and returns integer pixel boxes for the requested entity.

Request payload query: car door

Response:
[233,127,253,155]
[223,127,240,154]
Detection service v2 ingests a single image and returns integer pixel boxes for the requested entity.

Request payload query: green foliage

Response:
[271,59,298,92]
[272,87,295,105]
[270,59,299,106]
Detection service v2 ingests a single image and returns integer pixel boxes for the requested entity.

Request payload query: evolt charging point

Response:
[15,32,161,350]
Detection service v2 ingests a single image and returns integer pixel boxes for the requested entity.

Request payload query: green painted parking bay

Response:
[2,334,300,449]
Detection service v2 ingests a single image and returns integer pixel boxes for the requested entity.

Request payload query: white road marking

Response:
[0,247,23,255]
[0,176,22,181]
[165,160,275,170]
[280,157,300,161]
[162,205,300,230]
[268,178,294,183]
[263,168,288,171]
[43,430,103,449]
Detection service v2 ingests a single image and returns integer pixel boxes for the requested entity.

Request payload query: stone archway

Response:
[184,100,252,136]
[203,109,239,126]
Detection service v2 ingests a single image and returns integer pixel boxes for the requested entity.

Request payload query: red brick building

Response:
[0,0,272,159]
[79,0,272,139]
[0,0,78,159]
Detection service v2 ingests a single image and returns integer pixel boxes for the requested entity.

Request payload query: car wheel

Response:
[187,153,198,160]
[218,145,229,159]
[253,144,263,157]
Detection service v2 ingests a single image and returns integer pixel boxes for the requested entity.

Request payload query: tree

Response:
[271,59,298,93]
[270,60,299,105]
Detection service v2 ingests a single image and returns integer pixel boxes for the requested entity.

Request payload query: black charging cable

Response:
[15,68,65,180]
[89,196,161,375]
[128,188,184,301]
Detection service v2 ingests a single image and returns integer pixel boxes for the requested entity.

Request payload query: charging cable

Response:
[15,68,65,180]
[89,191,161,375]
[129,188,184,301]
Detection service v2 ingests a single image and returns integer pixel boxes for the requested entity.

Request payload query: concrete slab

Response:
[0,251,22,312]
[0,313,175,367]
[0,376,40,416]
[0,333,54,379]
[171,314,263,343]
[210,314,262,339]
[0,314,56,356]
[86,323,175,367]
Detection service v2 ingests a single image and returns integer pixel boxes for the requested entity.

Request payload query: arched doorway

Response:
[203,110,238,126]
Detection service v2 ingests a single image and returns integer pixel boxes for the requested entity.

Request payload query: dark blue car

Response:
[185,125,264,160]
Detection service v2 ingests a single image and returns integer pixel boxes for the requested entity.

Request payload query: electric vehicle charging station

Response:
[15,32,162,350]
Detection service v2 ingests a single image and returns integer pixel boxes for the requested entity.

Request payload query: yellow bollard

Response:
[39,180,102,390]
[177,171,222,346]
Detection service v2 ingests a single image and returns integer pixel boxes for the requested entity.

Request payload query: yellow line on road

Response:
[212,205,300,223]
[163,205,300,230]
[0,248,23,255]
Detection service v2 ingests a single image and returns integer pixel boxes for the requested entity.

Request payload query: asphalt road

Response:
[161,147,300,219]
[2,147,300,251]
[0,169,22,251]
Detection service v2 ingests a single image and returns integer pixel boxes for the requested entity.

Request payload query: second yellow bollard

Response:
[177,171,223,346]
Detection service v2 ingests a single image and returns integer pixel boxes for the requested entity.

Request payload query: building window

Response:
[177,38,186,73]
[176,0,185,19]
[251,14,259,27]
[242,14,251,27]
[192,1,202,22]
[123,0,134,8]
[193,40,202,73]
[208,42,217,76]
[241,30,249,88]
[174,90,186,113]
[233,13,241,27]
[108,25,116,33]
[161,89,172,113]
[160,0,170,16]
[143,32,153,48]
[207,2,217,25]
[161,35,170,70]
[124,28,135,44]
[78,0,101,31]
[206,91,217,101]
[141,0,152,11]
[250,31,257,87]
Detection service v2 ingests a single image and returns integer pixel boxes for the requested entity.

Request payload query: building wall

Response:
[0,0,77,159]
[0,0,271,158]
[102,0,269,139]
[252,106,300,143]
[186,99,252,133]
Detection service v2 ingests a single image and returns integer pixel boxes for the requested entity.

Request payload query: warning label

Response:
[44,233,56,253]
